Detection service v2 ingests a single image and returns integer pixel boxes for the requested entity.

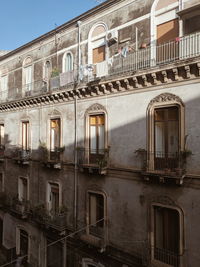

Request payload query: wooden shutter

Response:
[157,19,179,45]
[93,45,105,64]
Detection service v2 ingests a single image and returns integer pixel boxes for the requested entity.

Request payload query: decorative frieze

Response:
[0,61,199,112]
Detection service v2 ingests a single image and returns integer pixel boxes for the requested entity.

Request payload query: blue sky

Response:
[0,0,104,51]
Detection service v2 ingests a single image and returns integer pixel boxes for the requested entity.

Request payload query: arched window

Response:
[44,60,51,81]
[147,93,185,171]
[62,52,73,73]
[23,56,33,93]
[151,203,184,266]
[85,103,108,165]
[88,23,107,65]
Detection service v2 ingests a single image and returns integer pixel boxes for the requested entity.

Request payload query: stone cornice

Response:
[0,59,200,112]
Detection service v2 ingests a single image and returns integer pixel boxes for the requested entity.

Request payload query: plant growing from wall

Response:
[51,68,60,77]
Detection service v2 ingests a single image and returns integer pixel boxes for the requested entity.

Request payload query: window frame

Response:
[16,226,30,262]
[46,181,62,215]
[151,203,184,266]
[88,23,108,65]
[18,176,29,202]
[22,56,33,93]
[86,190,107,239]
[147,94,185,171]
[22,121,30,151]
[62,51,73,73]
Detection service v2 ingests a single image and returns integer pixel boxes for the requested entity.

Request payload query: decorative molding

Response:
[0,60,199,112]
[85,103,107,114]
[149,92,184,107]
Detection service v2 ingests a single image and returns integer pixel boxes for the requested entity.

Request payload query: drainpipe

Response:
[74,20,82,230]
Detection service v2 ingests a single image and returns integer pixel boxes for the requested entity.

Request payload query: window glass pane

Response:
[155,122,165,156]
[90,126,97,153]
[155,109,165,121]
[98,125,105,152]
[168,121,179,155]
[168,107,178,120]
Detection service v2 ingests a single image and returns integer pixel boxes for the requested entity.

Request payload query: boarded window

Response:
[157,19,179,44]
[93,46,105,64]
[154,206,180,266]
[22,121,29,151]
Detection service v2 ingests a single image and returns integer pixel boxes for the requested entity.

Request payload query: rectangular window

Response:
[89,114,105,155]
[19,229,29,257]
[18,177,28,202]
[22,121,29,151]
[50,119,60,152]
[154,206,180,266]
[48,183,59,215]
[88,192,104,237]
[154,106,179,170]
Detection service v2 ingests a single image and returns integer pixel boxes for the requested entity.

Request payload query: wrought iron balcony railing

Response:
[77,148,109,174]
[141,151,189,176]
[153,247,180,267]
[14,149,31,164]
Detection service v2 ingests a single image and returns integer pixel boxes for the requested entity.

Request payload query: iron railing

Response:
[153,247,180,267]
[77,148,109,169]
[142,151,186,175]
[1,32,200,101]
[45,213,67,231]
[16,149,31,161]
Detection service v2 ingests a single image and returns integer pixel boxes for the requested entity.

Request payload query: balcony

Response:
[1,32,200,104]
[31,205,68,232]
[45,213,68,231]
[77,148,109,175]
[14,149,31,165]
[11,198,30,219]
[140,151,190,184]
[41,148,64,169]
[153,247,180,267]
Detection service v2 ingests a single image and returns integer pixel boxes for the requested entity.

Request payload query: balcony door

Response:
[154,106,179,170]
[89,114,105,164]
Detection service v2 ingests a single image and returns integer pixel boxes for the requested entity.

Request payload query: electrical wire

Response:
[0,217,105,267]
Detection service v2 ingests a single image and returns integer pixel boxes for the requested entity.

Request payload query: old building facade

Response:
[0,0,200,266]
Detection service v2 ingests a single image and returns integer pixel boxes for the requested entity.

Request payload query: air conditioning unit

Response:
[107,30,118,45]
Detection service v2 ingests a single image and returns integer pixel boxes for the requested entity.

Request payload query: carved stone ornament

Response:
[151,195,176,206]
[149,93,184,107]
[86,103,106,114]
[48,109,61,116]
